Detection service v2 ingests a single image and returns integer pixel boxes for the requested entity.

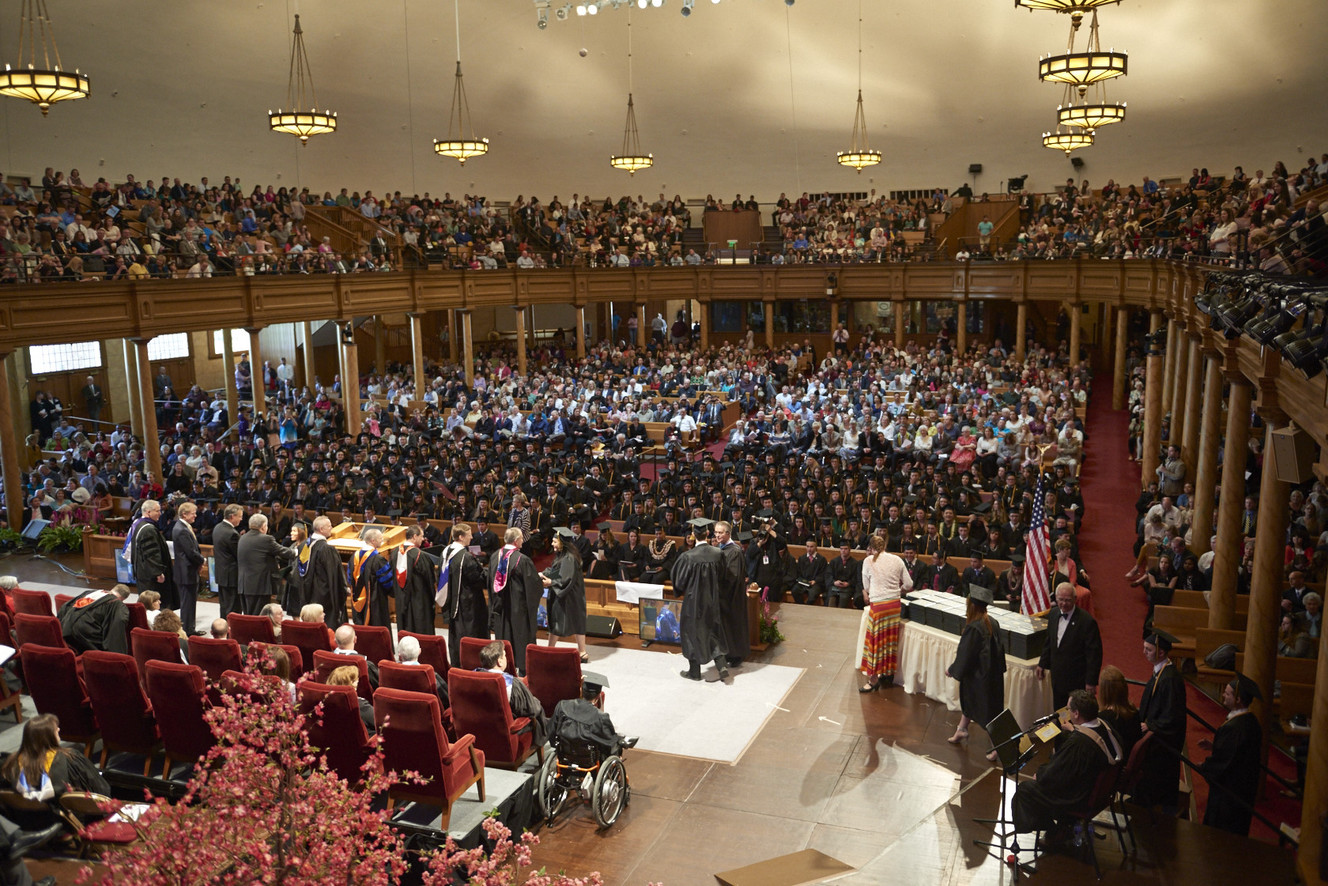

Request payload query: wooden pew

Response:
[1235,652,1318,720]
[1152,604,1242,662]
[1172,589,1250,616]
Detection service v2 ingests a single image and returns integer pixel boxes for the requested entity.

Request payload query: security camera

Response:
[556,4,570,19]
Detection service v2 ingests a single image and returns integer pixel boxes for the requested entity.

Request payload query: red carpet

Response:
[1077,381,1300,843]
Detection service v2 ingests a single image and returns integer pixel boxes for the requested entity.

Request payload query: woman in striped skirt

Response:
[858,534,914,692]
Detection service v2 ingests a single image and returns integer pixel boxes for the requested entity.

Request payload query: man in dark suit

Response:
[921,555,959,595]
[170,501,205,635]
[792,538,829,605]
[237,513,295,616]
[130,499,176,608]
[960,551,997,597]
[81,375,104,423]
[1036,582,1103,709]
[211,504,243,619]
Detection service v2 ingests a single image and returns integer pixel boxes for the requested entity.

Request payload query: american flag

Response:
[1022,471,1052,615]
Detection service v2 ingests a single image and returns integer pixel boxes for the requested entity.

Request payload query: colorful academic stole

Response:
[436,543,462,608]
[493,545,517,594]
[395,544,414,589]
[348,549,374,613]
[73,590,108,609]
[122,517,151,571]
[296,539,315,579]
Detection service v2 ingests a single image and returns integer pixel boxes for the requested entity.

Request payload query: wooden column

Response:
[132,338,163,484]
[1112,307,1129,410]
[697,301,709,351]
[763,300,775,349]
[956,301,968,354]
[1169,332,1190,449]
[1244,417,1289,753]
[1208,377,1251,630]
[527,306,537,351]
[894,302,906,348]
[123,339,144,440]
[374,316,387,375]
[342,329,361,436]
[1015,301,1027,361]
[221,330,238,443]
[246,327,266,419]
[636,304,647,350]
[1298,628,1328,884]
[575,306,587,360]
[1160,317,1178,431]
[447,310,458,363]
[513,307,528,378]
[301,321,317,391]
[1180,336,1203,468]
[1099,303,1113,363]
[0,352,26,529]
[1068,301,1081,365]
[409,313,426,394]
[1190,353,1223,559]
[460,311,475,387]
[1140,324,1165,487]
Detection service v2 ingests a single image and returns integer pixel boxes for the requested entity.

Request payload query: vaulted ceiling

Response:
[3,0,1325,202]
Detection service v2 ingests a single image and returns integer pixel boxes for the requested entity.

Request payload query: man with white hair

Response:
[237,513,295,616]
[348,527,393,628]
[396,635,448,703]
[128,499,176,609]
[294,516,348,631]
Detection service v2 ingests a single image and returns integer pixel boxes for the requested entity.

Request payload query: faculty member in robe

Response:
[298,516,350,632]
[392,525,437,635]
[672,519,729,683]
[59,584,132,654]
[129,499,176,608]
[714,521,750,667]
[488,527,542,675]
[348,527,394,628]
[439,523,490,669]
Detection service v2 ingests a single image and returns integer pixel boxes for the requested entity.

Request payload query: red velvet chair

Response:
[144,660,215,778]
[247,642,304,682]
[12,613,64,649]
[125,601,150,653]
[81,651,160,775]
[20,645,99,756]
[130,627,184,682]
[280,620,334,676]
[298,682,377,784]
[398,630,450,680]
[219,669,286,707]
[0,612,12,648]
[447,669,541,771]
[373,687,484,826]
[379,661,437,696]
[459,636,516,675]
[226,612,276,645]
[186,637,243,685]
[352,624,393,667]
[312,649,371,702]
[10,588,53,617]
[524,645,589,719]
[53,593,75,612]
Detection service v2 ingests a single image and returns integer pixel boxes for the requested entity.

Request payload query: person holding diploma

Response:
[542,528,589,662]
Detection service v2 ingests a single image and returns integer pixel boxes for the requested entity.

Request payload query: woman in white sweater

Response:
[857,535,914,692]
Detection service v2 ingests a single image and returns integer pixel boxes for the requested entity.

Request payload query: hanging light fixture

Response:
[1056,80,1125,131]
[1038,9,1127,96]
[268,14,337,145]
[1041,123,1094,155]
[836,0,881,173]
[1015,0,1121,19]
[0,0,89,116]
[610,7,653,175]
[434,0,488,165]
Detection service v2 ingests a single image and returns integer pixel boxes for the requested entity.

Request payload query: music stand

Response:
[973,708,1041,877]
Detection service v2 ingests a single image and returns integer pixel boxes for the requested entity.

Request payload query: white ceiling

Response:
[2,0,1326,202]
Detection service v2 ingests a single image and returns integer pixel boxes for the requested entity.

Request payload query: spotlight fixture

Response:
[268,15,337,144]
[786,0,795,6]
[1283,313,1328,379]
[1248,295,1306,347]
[0,0,90,115]
[576,3,588,13]
[556,3,571,19]
[537,1,550,28]
[681,0,693,14]
[588,2,598,12]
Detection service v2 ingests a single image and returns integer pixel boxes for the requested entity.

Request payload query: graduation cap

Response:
[1145,628,1179,652]
[582,670,611,695]
[414,512,431,521]
[720,461,734,471]
[902,539,917,551]
[968,584,995,605]
[903,494,920,505]
[756,508,775,519]
[595,521,613,533]
[1009,551,1026,564]
[554,527,576,540]
[735,530,754,542]
[1230,673,1262,704]
[387,508,403,518]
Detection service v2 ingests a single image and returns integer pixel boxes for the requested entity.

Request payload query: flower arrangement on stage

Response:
[758,589,785,645]
[80,653,622,886]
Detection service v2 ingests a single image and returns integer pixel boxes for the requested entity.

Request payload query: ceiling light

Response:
[433,0,488,166]
[1041,124,1093,155]
[268,15,337,144]
[576,3,588,13]
[837,1,881,172]
[681,0,693,14]
[0,0,89,116]
[1039,10,1126,97]
[611,9,653,175]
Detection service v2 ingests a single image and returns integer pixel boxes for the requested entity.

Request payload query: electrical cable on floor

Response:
[28,553,93,582]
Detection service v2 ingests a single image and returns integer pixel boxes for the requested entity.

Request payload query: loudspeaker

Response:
[1070,156,1085,170]
[1271,426,1318,484]
[585,614,624,639]
[968,163,983,175]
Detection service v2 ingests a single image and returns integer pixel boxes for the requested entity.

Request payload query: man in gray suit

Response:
[170,501,205,635]
[237,513,295,616]
[212,504,244,619]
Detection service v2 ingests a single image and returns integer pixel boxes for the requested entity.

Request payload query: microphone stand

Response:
[973,709,1046,879]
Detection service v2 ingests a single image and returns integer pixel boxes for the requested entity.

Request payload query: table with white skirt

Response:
[891,620,1053,731]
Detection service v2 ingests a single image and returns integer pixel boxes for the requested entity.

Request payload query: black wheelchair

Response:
[535,734,636,828]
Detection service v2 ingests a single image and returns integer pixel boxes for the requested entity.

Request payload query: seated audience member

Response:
[260,602,286,640]
[1096,665,1142,761]
[333,624,380,689]
[58,584,132,655]
[550,672,635,757]
[299,603,336,646]
[1011,689,1122,839]
[151,608,190,663]
[325,665,375,734]
[258,645,297,705]
[137,589,162,626]
[0,714,111,829]
[478,639,547,745]
[210,617,230,640]
[1279,613,1316,658]
[396,635,449,704]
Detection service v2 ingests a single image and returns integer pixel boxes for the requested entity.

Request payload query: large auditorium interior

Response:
[0,0,1325,883]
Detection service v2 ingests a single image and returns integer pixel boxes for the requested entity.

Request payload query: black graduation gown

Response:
[393,545,437,636]
[1199,711,1263,835]
[551,697,623,756]
[133,521,177,608]
[301,537,349,631]
[58,590,130,655]
[1135,660,1187,808]
[543,551,587,637]
[1012,724,1115,833]
[616,542,648,581]
[718,540,750,660]
[488,546,542,674]
[348,548,394,628]
[443,545,490,668]
[672,543,727,666]
[948,619,1006,730]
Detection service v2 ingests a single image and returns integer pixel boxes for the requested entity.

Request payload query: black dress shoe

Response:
[679,669,702,681]
[8,822,63,860]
